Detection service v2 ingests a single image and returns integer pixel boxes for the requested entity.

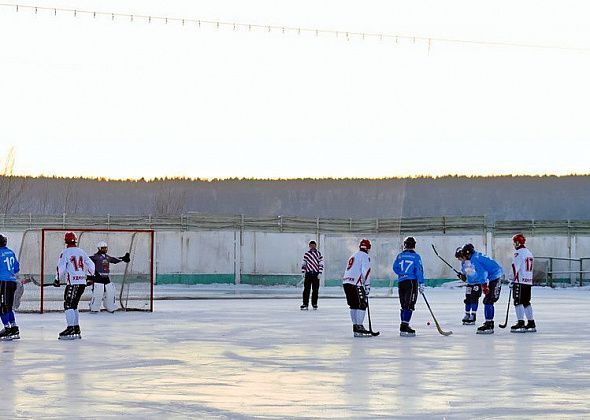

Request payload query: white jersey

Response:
[510,246,534,285]
[56,246,95,286]
[342,250,371,288]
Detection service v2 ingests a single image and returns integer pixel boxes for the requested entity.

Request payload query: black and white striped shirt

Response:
[302,248,324,274]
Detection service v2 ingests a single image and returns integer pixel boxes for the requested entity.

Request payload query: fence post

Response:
[548,258,553,287]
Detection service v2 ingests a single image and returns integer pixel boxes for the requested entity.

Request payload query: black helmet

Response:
[454,246,463,259]
[461,243,475,259]
[0,234,6,247]
[403,236,416,249]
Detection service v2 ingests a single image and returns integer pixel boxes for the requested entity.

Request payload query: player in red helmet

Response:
[54,231,95,339]
[64,231,77,245]
[342,239,373,337]
[509,233,536,333]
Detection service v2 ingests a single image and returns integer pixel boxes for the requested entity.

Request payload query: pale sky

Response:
[1,0,589,180]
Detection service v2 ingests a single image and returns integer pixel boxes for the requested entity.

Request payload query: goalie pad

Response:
[90,282,117,312]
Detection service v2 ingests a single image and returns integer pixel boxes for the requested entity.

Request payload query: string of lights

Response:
[1,2,589,53]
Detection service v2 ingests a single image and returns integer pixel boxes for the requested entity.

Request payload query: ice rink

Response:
[2,286,590,419]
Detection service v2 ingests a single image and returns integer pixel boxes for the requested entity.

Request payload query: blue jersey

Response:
[393,250,424,284]
[0,246,19,282]
[460,259,487,285]
[471,252,503,280]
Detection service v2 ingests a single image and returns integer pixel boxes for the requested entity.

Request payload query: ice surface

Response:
[2,287,590,419]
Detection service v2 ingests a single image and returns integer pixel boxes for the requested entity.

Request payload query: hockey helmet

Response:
[97,241,108,249]
[454,246,464,259]
[64,231,77,245]
[403,236,416,249]
[359,239,372,250]
[512,233,526,246]
[461,243,475,259]
[0,233,6,247]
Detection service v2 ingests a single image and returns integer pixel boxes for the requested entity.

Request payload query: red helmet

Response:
[64,231,77,245]
[359,239,371,250]
[512,233,526,246]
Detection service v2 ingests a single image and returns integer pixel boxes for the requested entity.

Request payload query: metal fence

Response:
[3,213,590,236]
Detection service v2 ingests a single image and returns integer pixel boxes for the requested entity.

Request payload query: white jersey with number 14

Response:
[56,247,95,286]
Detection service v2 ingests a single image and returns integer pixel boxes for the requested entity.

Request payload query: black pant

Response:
[483,279,501,305]
[343,283,366,310]
[64,284,86,310]
[0,281,17,313]
[398,280,418,311]
[464,284,483,305]
[302,272,320,306]
[513,283,532,306]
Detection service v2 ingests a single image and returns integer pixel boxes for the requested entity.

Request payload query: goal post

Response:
[17,228,154,313]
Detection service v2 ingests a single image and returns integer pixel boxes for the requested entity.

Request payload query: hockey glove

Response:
[482,283,490,295]
[120,252,131,263]
[418,283,425,294]
[53,278,61,287]
[86,276,95,286]
[457,273,467,281]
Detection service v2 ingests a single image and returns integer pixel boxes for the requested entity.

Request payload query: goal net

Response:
[16,229,154,313]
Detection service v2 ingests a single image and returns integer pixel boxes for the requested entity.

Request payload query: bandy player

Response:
[54,232,95,339]
[509,233,536,333]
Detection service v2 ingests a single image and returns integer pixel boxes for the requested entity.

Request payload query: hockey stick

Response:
[20,275,66,287]
[431,244,462,276]
[499,287,512,328]
[420,291,452,336]
[365,295,380,336]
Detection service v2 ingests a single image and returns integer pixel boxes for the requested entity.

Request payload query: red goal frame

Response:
[39,228,155,313]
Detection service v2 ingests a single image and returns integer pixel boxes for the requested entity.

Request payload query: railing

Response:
[0,213,487,234]
[535,256,590,287]
[3,213,590,237]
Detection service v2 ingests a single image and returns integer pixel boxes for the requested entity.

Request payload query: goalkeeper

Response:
[88,241,130,313]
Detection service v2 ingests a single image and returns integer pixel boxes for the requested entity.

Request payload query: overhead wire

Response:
[0,2,589,53]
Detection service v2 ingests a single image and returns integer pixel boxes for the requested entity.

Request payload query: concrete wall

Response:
[4,228,590,286]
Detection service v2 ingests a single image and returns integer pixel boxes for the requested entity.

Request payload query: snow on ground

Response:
[2,287,590,419]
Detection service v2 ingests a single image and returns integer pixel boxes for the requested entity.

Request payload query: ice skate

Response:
[73,325,82,339]
[400,323,416,337]
[353,324,372,337]
[58,326,78,340]
[510,320,526,333]
[476,321,494,335]
[300,305,308,311]
[0,327,13,341]
[462,313,475,325]
[524,320,536,333]
[312,305,318,310]
[8,326,20,340]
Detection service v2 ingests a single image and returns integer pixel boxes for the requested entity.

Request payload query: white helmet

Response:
[97,241,108,249]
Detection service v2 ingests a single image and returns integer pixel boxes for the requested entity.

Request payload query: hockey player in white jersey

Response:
[509,233,536,333]
[89,241,130,313]
[342,239,373,337]
[54,232,95,339]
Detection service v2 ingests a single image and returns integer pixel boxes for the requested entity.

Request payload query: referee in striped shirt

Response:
[300,240,324,310]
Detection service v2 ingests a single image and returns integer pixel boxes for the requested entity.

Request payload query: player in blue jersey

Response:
[456,244,503,333]
[392,236,425,337]
[470,247,504,334]
[0,233,21,340]
[455,244,485,326]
